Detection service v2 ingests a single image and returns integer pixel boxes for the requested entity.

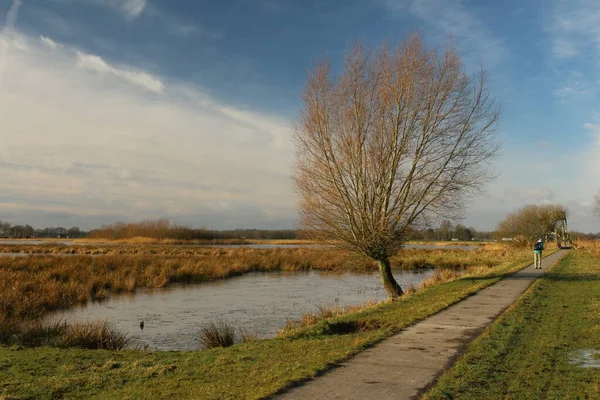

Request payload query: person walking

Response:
[533,238,544,269]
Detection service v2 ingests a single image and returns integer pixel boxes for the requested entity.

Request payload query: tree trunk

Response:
[377,258,404,299]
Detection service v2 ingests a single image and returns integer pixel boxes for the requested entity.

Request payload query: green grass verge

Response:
[0,252,544,400]
[423,250,600,400]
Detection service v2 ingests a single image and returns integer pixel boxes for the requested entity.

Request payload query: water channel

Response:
[47,268,434,351]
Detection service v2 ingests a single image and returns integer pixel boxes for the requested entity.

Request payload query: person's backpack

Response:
[534,241,543,251]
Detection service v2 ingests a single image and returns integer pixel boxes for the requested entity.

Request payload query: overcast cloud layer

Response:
[0,31,296,229]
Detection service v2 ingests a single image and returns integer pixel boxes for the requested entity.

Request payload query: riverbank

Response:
[0,246,528,324]
[423,244,600,399]
[0,250,538,399]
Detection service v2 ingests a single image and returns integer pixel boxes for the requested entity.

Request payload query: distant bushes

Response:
[88,219,298,241]
[89,219,215,241]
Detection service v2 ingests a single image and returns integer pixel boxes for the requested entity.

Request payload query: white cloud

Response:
[87,0,148,20]
[504,187,555,203]
[549,0,600,60]
[40,35,59,49]
[120,0,148,20]
[75,51,165,93]
[0,32,296,229]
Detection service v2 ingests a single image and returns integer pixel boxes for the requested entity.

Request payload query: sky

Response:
[0,0,598,232]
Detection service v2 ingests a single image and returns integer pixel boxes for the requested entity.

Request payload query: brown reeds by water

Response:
[61,321,130,350]
[199,319,257,349]
[0,319,130,350]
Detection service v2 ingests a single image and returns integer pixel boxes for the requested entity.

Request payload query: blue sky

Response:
[0,0,599,232]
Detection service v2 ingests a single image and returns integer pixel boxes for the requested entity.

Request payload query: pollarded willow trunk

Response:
[377,258,404,299]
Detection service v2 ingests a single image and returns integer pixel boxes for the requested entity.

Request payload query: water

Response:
[46,269,434,351]
[570,349,600,368]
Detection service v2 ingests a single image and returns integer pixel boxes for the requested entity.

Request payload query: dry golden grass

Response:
[574,239,600,256]
[279,300,382,334]
[73,237,249,245]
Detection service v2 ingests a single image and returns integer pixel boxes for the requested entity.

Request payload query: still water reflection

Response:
[48,269,434,351]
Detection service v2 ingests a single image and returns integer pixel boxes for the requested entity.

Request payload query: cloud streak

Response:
[384,0,508,68]
[75,50,165,93]
[549,0,600,60]
[40,35,59,49]
[120,0,147,20]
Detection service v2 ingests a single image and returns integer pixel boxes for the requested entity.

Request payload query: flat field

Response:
[0,243,541,399]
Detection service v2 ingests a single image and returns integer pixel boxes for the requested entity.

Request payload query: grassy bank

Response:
[0,246,527,324]
[423,244,600,399]
[0,250,540,399]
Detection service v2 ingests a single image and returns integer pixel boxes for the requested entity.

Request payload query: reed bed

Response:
[574,239,600,257]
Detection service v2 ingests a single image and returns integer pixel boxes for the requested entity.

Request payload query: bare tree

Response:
[293,34,500,299]
[595,190,600,217]
[496,204,568,248]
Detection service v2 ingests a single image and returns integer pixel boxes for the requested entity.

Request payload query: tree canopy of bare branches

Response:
[496,204,568,248]
[293,34,500,298]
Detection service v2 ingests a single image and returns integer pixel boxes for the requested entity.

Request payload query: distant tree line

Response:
[402,221,494,242]
[1,217,596,242]
[0,221,87,239]
[88,219,298,241]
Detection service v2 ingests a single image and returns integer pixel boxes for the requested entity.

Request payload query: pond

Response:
[46,268,434,351]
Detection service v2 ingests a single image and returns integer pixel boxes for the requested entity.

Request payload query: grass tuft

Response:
[199,319,237,349]
[61,320,130,350]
